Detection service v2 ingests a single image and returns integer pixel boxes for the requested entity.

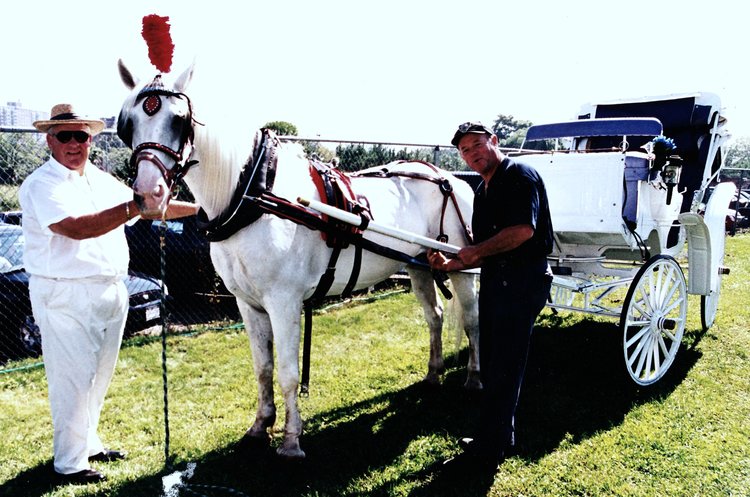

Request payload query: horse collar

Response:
[196,128,279,241]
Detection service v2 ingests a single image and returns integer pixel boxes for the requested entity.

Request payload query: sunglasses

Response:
[53,130,91,144]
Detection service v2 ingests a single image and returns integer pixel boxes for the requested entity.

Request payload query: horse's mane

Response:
[190,124,310,215]
[188,122,251,217]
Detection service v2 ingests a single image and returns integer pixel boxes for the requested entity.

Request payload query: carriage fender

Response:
[678,181,735,295]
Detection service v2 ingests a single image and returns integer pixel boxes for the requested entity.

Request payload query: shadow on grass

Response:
[1,318,702,497]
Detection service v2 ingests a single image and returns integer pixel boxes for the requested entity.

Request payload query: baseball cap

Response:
[451,121,494,147]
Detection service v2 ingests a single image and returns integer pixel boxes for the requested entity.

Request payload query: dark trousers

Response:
[476,258,551,460]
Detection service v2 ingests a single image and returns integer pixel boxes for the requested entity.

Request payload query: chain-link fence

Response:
[0,127,465,372]
[0,128,247,370]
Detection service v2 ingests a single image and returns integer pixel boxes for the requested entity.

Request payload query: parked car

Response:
[0,210,22,226]
[125,215,225,301]
[0,223,167,364]
[704,186,750,231]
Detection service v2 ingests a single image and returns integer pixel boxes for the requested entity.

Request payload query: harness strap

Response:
[342,245,363,299]
[352,162,474,246]
[300,302,314,396]
[308,247,342,303]
[300,244,343,396]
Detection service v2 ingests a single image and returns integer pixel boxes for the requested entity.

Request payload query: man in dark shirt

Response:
[429,122,554,473]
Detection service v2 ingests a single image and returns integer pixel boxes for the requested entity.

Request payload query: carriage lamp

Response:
[662,155,683,205]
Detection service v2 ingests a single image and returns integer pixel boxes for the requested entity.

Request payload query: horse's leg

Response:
[448,272,482,390]
[406,267,445,386]
[266,300,305,459]
[236,300,277,447]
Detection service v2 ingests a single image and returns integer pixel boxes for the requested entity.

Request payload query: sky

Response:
[2,0,749,145]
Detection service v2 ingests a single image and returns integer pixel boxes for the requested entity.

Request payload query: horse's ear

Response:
[118,58,139,90]
[174,60,195,93]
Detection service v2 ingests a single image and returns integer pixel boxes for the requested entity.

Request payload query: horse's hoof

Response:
[463,378,483,391]
[276,445,306,460]
[239,431,271,451]
[422,372,442,387]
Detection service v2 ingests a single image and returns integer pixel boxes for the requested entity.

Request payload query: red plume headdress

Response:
[141,14,174,73]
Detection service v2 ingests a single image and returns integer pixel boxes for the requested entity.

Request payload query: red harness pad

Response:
[308,160,369,247]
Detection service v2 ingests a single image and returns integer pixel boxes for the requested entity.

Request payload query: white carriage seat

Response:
[522,152,631,247]
[518,118,662,250]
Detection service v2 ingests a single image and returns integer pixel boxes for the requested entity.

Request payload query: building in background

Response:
[0,102,47,128]
[1,102,115,130]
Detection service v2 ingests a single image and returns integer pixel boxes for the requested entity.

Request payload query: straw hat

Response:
[33,103,105,135]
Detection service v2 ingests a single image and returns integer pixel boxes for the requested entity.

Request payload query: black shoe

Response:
[440,451,500,476]
[458,437,477,452]
[57,468,106,484]
[89,449,127,462]
[458,437,516,458]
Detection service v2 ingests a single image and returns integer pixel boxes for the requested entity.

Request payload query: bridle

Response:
[125,77,200,189]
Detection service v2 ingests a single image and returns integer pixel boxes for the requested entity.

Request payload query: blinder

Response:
[116,111,133,148]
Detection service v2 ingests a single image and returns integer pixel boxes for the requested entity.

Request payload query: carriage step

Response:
[551,266,572,276]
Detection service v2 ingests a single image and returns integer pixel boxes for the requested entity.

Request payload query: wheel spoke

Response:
[631,297,650,320]
[640,286,655,316]
[627,330,648,368]
[633,333,650,374]
[652,339,661,373]
[652,266,665,303]
[662,328,677,342]
[627,319,651,328]
[661,274,680,307]
[643,335,654,379]
[625,324,650,348]
[657,333,671,357]
[662,296,684,315]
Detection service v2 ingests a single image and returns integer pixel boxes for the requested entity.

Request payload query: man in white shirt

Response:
[19,103,197,485]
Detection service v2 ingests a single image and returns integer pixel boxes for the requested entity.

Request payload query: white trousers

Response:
[29,275,127,475]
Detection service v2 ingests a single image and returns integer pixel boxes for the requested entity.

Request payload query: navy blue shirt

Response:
[472,157,554,267]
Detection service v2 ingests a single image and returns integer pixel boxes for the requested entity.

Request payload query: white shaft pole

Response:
[296,196,463,254]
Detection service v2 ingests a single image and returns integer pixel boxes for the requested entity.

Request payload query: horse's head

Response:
[117,59,197,216]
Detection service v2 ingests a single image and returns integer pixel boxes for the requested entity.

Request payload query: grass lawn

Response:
[1,235,749,497]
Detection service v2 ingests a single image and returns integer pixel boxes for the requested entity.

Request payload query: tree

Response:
[303,141,337,163]
[264,121,298,136]
[492,114,532,148]
[0,132,46,185]
[724,137,750,169]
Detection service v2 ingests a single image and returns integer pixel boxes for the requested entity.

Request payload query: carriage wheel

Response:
[700,243,727,331]
[620,255,687,386]
[700,264,723,332]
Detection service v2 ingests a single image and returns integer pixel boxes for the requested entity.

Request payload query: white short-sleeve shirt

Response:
[19,157,133,279]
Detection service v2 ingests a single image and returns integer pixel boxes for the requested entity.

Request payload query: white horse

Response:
[117,60,480,459]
